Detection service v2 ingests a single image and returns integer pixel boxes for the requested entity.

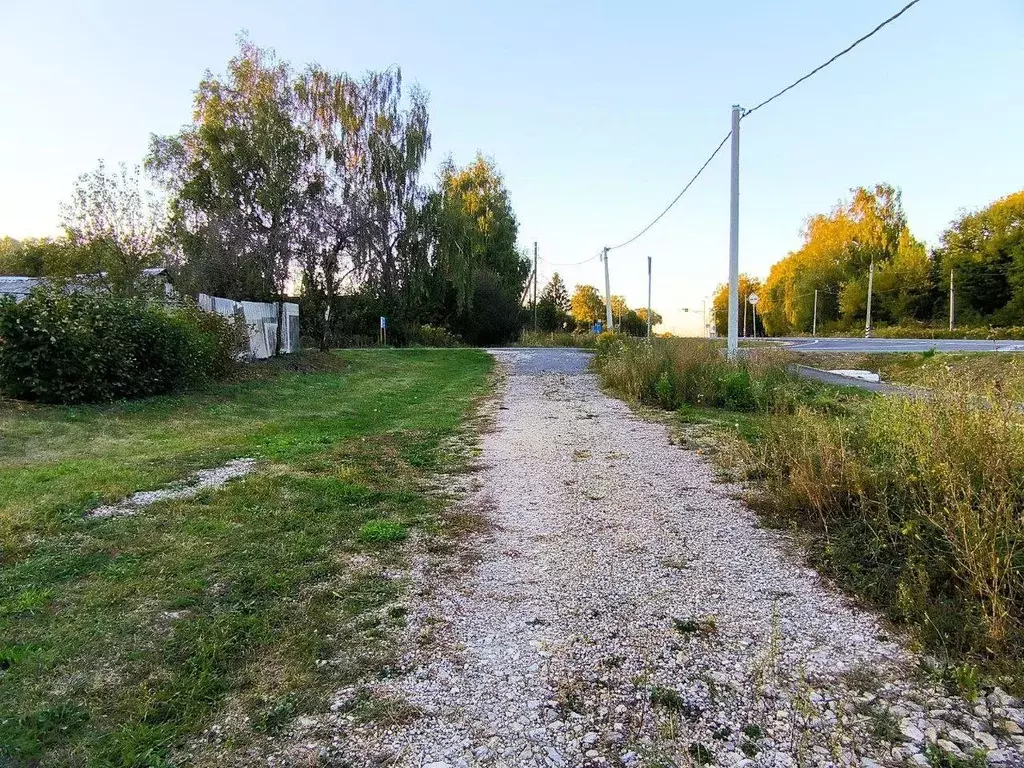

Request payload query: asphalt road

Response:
[776,337,1024,353]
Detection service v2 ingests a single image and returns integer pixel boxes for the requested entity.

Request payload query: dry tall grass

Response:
[749,387,1024,674]
[596,337,1024,683]
[594,337,796,412]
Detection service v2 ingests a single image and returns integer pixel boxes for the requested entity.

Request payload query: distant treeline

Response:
[713,185,1024,336]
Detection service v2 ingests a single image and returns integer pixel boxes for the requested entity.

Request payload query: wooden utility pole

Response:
[602,247,612,331]
[646,256,652,339]
[949,269,955,332]
[533,241,538,332]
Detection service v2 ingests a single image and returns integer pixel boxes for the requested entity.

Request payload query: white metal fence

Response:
[198,294,299,359]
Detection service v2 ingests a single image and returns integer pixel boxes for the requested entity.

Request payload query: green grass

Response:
[357,519,408,543]
[0,348,492,766]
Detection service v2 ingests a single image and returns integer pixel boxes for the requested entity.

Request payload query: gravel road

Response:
[319,348,1023,768]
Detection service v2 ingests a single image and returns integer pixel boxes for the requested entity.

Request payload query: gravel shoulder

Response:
[318,348,1023,768]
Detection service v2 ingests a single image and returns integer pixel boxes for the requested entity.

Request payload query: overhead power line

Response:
[606,131,732,252]
[542,252,602,267]
[742,0,924,118]
[600,0,924,257]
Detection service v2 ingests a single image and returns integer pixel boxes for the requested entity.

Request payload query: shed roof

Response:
[0,276,41,298]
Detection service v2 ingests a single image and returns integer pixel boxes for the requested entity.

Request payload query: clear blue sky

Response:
[2,0,1022,334]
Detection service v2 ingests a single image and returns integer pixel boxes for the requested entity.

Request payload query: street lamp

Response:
[681,300,710,338]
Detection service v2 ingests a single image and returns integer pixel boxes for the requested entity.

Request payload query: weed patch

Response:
[649,686,686,711]
[357,519,408,543]
[744,389,1024,686]
[592,337,833,414]
[673,616,717,635]
[688,742,713,765]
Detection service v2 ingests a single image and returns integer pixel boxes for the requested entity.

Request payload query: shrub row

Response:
[414,324,464,348]
[807,324,1024,341]
[0,289,245,404]
[870,324,1024,341]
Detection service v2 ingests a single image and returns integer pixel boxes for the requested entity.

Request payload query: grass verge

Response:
[799,350,1024,402]
[0,348,492,766]
[594,338,1024,692]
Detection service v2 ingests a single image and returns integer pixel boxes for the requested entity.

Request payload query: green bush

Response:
[461,269,523,346]
[0,289,244,404]
[414,324,463,348]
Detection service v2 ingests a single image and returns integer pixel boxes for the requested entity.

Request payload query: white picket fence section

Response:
[198,294,299,359]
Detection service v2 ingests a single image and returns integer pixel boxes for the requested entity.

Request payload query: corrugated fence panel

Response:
[200,295,299,359]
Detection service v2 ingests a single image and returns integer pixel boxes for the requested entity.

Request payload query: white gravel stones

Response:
[87,458,257,518]
[900,721,925,742]
[292,349,1023,767]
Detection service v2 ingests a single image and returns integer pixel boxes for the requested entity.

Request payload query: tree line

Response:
[526,272,661,336]
[1,38,533,348]
[712,184,1024,336]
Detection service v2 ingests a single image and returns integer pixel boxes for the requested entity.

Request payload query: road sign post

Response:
[748,293,759,341]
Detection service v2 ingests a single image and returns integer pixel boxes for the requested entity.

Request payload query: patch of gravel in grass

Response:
[283,349,1024,767]
[87,458,257,518]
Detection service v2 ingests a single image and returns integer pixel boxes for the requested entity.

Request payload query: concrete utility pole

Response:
[812,289,818,337]
[646,256,652,339]
[602,247,613,331]
[865,258,875,338]
[949,269,955,332]
[533,241,538,332]
[727,105,741,359]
